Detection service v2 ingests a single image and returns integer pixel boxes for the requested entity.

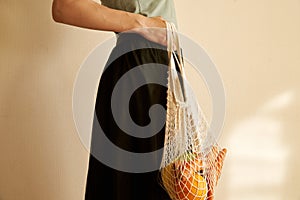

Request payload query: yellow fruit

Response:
[175,173,207,200]
[161,153,208,200]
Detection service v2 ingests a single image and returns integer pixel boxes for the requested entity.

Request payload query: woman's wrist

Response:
[132,13,147,29]
[116,12,145,32]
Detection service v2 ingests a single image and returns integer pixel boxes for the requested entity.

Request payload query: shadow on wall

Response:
[221,90,297,200]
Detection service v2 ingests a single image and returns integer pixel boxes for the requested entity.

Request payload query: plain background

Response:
[1,0,300,199]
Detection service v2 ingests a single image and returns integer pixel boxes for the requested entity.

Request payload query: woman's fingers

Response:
[125,16,168,46]
[130,27,167,46]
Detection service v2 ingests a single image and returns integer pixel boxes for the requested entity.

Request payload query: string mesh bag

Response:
[160,21,227,200]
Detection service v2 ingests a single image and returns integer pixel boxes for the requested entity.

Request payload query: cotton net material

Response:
[159,22,226,200]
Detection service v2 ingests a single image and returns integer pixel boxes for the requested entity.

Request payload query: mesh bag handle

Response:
[166,22,186,104]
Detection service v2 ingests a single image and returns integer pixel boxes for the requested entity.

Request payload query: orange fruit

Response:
[175,172,207,200]
[161,153,208,200]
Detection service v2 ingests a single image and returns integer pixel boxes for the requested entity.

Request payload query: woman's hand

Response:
[130,16,168,46]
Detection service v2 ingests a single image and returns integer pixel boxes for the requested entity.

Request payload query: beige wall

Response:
[1,0,299,199]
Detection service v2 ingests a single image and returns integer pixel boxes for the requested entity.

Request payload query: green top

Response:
[100,0,178,28]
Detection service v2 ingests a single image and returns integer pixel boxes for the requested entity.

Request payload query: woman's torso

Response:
[100,0,178,28]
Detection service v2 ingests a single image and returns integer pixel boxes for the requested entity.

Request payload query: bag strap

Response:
[166,21,187,103]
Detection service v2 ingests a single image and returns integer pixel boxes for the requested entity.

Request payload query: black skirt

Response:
[84,32,171,200]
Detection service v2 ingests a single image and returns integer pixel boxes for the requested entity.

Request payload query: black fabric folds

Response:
[84,33,171,200]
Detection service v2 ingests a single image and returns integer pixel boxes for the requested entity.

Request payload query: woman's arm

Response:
[51,0,166,33]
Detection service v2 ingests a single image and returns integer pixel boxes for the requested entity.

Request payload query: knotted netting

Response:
[159,22,227,200]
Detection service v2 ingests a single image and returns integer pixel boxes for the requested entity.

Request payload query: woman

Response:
[52,1,226,199]
[52,0,177,199]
